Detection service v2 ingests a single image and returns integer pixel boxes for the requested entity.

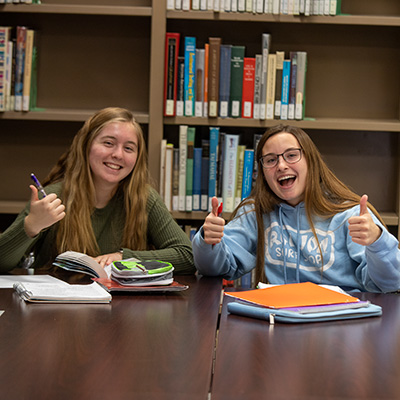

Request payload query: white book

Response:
[200,0,208,10]
[175,0,182,9]
[182,0,190,10]
[256,0,263,13]
[260,33,271,120]
[214,0,220,11]
[167,0,175,9]
[231,0,238,12]
[245,0,252,12]
[178,125,188,211]
[164,145,174,211]
[272,0,280,14]
[207,0,214,10]
[192,0,200,9]
[329,0,337,15]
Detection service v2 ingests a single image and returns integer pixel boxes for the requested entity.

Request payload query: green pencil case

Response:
[111,260,174,277]
[227,301,382,324]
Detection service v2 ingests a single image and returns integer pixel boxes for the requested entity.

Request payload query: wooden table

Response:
[211,292,400,400]
[0,275,222,400]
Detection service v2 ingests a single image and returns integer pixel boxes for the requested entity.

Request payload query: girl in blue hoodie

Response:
[192,125,400,292]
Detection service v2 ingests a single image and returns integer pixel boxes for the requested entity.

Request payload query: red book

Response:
[241,57,256,119]
[164,32,180,117]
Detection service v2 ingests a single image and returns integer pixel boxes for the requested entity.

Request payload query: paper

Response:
[0,274,66,289]
[225,282,360,309]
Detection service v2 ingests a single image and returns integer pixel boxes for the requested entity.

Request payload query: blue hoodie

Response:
[192,202,400,293]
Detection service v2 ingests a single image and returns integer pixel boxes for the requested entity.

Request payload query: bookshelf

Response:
[1,1,400,238]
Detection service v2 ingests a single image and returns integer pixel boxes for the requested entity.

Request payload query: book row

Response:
[160,125,263,214]
[164,32,307,121]
[0,26,38,112]
[167,0,341,16]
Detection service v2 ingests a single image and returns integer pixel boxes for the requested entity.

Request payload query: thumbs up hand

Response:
[348,194,382,246]
[203,197,225,245]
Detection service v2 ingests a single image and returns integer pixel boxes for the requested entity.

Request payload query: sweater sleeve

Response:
[122,188,196,275]
[192,206,258,280]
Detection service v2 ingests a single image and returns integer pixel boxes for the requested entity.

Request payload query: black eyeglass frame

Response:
[259,148,303,169]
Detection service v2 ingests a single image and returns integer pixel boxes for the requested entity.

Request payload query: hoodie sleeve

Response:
[192,207,258,280]
[346,208,400,293]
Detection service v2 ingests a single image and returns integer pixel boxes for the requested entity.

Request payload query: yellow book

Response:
[22,29,34,112]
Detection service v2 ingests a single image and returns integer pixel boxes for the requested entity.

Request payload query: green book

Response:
[185,126,196,211]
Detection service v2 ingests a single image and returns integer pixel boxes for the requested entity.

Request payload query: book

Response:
[201,138,210,211]
[235,145,246,208]
[195,48,205,117]
[164,144,174,211]
[288,51,298,120]
[176,56,185,116]
[253,54,262,119]
[164,32,180,117]
[186,126,196,211]
[280,59,291,120]
[252,133,262,187]
[225,281,361,309]
[192,147,202,211]
[0,26,10,112]
[14,281,112,304]
[208,126,220,210]
[53,251,109,279]
[159,138,167,199]
[260,33,272,120]
[295,51,307,120]
[229,45,245,118]
[216,131,225,204]
[184,36,196,117]
[265,53,276,120]
[208,37,221,118]
[172,147,180,211]
[178,125,188,211]
[94,278,188,293]
[241,148,254,199]
[241,57,256,119]
[4,39,13,111]
[274,51,285,118]
[203,43,209,117]
[14,26,27,111]
[222,134,239,212]
[219,44,232,118]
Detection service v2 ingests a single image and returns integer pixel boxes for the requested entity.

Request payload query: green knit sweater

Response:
[0,182,195,275]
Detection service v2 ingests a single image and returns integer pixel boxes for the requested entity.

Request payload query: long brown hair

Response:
[43,107,149,255]
[233,125,385,283]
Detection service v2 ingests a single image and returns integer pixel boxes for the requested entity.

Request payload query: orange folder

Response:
[225,282,360,309]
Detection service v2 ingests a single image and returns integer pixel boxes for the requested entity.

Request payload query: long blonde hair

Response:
[234,125,385,283]
[43,107,149,255]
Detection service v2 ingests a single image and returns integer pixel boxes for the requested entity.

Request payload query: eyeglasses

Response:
[259,148,303,169]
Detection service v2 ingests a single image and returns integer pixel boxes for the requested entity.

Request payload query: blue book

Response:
[184,36,196,117]
[200,139,210,211]
[208,127,220,211]
[192,147,202,211]
[219,44,232,118]
[241,149,254,199]
[280,59,291,120]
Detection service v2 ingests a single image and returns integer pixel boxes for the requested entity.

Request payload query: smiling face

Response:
[261,132,307,206]
[89,121,139,193]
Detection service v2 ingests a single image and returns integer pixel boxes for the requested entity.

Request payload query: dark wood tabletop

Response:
[211,291,400,400]
[0,274,222,400]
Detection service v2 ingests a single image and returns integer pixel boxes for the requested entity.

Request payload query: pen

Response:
[30,173,47,197]
[212,201,223,249]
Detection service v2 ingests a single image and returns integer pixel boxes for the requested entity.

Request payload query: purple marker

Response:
[30,173,47,197]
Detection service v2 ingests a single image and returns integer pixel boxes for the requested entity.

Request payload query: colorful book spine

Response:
[186,126,196,211]
[172,148,180,211]
[201,139,210,211]
[253,54,262,119]
[208,37,221,118]
[288,51,298,120]
[280,59,291,120]
[184,37,196,117]
[274,51,285,118]
[295,51,307,120]
[241,149,255,199]
[241,57,256,119]
[219,44,232,118]
[266,53,276,120]
[14,26,27,111]
[192,147,202,211]
[208,127,220,210]
[178,125,188,211]
[176,56,185,116]
[0,27,10,112]
[195,48,205,117]
[229,45,245,118]
[222,134,239,212]
[164,33,180,117]
[5,39,13,111]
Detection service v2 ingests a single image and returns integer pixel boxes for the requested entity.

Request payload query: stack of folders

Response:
[226,282,382,324]
[110,260,175,287]
[13,281,111,304]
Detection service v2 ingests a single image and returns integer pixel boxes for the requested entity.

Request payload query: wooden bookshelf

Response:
[1,0,400,239]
